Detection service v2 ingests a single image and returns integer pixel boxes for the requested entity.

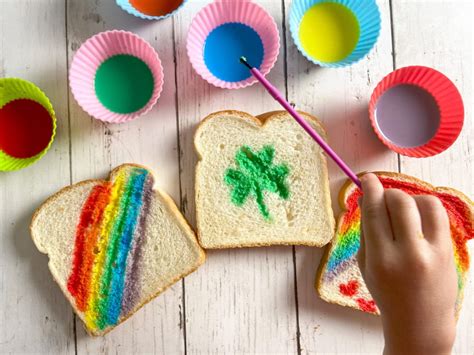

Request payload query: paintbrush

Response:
[240,56,361,188]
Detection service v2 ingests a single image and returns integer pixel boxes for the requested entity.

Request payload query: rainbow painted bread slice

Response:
[31,164,205,335]
[317,172,473,315]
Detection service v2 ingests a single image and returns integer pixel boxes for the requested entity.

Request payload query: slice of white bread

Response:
[31,164,205,336]
[195,110,335,249]
[317,172,473,316]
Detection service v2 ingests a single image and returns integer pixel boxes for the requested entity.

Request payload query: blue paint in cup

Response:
[204,23,264,83]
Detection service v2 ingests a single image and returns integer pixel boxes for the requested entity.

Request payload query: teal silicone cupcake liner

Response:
[116,0,189,20]
[289,0,381,67]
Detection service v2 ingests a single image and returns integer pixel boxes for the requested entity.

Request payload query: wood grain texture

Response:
[0,0,472,353]
[66,0,184,353]
[174,1,299,353]
[0,0,74,353]
[283,0,397,353]
[391,1,473,354]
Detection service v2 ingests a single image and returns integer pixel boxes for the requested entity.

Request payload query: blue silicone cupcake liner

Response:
[116,0,189,20]
[289,0,381,67]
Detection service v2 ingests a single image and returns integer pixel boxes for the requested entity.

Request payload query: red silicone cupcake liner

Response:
[369,66,464,158]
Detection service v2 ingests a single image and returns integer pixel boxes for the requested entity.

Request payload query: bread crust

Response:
[194,110,334,249]
[339,171,474,209]
[315,171,473,313]
[30,163,206,336]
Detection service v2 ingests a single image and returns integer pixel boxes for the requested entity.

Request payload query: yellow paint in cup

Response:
[299,2,360,63]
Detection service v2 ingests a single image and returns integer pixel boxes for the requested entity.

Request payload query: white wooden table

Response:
[1,0,472,354]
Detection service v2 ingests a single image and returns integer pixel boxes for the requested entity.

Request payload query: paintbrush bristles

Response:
[239,56,253,69]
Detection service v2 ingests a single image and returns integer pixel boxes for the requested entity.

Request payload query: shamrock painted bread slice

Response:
[317,172,473,316]
[195,110,335,249]
[31,164,205,336]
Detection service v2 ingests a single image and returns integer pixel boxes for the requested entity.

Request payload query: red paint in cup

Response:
[0,99,54,158]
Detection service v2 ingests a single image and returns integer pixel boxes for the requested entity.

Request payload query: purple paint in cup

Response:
[369,66,464,158]
[374,84,440,148]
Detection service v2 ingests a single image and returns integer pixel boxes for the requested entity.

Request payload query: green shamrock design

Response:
[224,145,290,220]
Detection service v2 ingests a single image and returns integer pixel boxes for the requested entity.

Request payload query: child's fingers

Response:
[360,173,394,249]
[384,189,423,243]
[413,195,451,245]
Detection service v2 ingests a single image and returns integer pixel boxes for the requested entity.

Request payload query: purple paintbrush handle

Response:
[251,68,362,189]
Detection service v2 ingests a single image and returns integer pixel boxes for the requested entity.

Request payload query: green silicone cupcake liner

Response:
[0,78,57,171]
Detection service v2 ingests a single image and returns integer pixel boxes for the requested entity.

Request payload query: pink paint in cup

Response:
[369,66,464,158]
[69,30,164,123]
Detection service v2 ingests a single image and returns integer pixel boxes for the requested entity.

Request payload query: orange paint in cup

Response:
[129,0,184,17]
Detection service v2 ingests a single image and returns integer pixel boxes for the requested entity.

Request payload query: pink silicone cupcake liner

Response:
[187,0,280,89]
[69,30,164,123]
[369,66,464,158]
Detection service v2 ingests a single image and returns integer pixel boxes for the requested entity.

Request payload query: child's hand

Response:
[358,173,457,355]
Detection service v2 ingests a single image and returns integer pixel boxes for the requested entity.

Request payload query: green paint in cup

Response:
[94,54,154,114]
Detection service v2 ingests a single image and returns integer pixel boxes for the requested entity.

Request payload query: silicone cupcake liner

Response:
[116,0,188,20]
[69,30,164,123]
[0,78,57,171]
[289,0,381,67]
[369,66,464,158]
[187,0,280,89]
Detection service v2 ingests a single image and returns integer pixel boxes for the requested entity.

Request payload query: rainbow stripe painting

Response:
[67,165,154,332]
[320,175,473,314]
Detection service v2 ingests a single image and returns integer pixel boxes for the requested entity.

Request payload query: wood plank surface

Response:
[282,0,397,353]
[0,0,472,354]
[0,0,74,353]
[391,1,473,354]
[66,0,184,353]
[174,1,300,353]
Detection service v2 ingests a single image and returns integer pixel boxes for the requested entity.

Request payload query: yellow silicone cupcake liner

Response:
[0,78,57,171]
